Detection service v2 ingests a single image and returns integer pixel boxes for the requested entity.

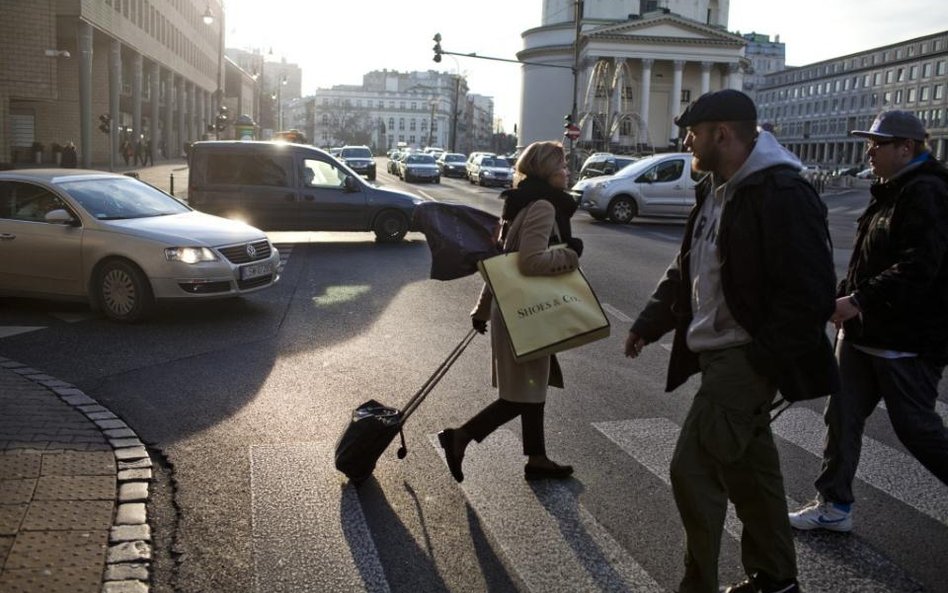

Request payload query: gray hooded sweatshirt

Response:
[686,130,803,353]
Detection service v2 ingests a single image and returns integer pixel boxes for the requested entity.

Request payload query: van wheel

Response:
[607,196,638,224]
[93,259,155,323]
[373,211,409,242]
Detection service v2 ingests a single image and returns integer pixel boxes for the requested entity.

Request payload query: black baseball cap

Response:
[850,110,928,141]
[674,89,757,128]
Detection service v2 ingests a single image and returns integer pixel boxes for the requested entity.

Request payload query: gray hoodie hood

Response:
[686,130,802,353]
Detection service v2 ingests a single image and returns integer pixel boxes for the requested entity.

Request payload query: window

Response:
[873,72,881,85]
[937,61,947,76]
[923,63,932,78]
[0,182,67,222]
[302,158,347,189]
[895,89,903,103]
[883,91,892,105]
[935,85,944,100]
[921,86,931,101]
[205,153,291,187]
[910,65,919,80]
[885,70,894,84]
[897,68,905,82]
[907,88,916,103]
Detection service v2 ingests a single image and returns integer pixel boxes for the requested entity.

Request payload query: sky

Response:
[224,0,947,133]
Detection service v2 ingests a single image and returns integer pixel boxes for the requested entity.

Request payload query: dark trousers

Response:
[460,399,546,456]
[816,340,948,503]
[671,346,797,593]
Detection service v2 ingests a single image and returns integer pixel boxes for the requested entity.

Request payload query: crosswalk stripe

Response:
[772,408,948,527]
[249,443,390,593]
[593,418,924,592]
[0,326,45,338]
[429,430,663,593]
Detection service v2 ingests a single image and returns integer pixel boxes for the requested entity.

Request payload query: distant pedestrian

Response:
[61,142,78,168]
[120,140,131,166]
[625,89,838,593]
[135,138,144,166]
[142,138,154,166]
[437,140,583,484]
[789,110,948,533]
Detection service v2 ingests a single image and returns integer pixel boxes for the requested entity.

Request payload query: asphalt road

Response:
[1,165,945,593]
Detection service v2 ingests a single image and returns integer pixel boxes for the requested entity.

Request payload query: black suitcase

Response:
[334,329,477,483]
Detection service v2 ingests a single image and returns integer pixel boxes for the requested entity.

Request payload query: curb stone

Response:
[0,356,153,593]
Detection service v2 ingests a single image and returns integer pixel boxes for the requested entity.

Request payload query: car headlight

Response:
[164,246,218,264]
[483,170,494,177]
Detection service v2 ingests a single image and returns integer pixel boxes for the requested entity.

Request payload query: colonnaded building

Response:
[518,1,947,167]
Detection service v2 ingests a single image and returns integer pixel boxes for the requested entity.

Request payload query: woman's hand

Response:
[625,331,646,358]
[566,237,584,258]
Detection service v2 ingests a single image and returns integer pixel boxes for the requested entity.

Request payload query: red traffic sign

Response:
[564,124,580,140]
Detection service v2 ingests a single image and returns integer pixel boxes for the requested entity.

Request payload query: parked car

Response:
[571,152,701,223]
[387,150,407,175]
[436,152,467,178]
[465,151,496,180]
[398,153,441,183]
[188,141,423,242]
[0,169,281,323]
[338,145,376,181]
[468,155,513,188]
[578,152,639,179]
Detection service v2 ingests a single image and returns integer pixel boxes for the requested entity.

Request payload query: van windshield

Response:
[341,147,372,158]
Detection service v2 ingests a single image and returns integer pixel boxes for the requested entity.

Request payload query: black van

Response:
[188,141,422,242]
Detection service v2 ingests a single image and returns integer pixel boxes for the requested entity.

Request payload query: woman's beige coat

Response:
[471,200,579,403]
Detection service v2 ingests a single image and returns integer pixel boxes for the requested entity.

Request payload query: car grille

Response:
[238,275,273,289]
[218,240,271,264]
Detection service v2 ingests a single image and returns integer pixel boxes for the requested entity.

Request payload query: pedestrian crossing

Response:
[247,411,944,592]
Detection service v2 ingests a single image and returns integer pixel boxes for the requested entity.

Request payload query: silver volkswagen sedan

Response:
[0,169,280,322]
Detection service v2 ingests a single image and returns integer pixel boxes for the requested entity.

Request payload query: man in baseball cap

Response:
[789,110,948,536]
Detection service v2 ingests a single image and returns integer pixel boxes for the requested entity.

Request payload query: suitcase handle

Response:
[400,328,478,422]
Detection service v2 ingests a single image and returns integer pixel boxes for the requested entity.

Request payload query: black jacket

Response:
[841,155,948,360]
[632,165,840,401]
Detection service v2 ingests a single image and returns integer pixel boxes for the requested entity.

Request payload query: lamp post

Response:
[272,75,287,131]
[203,3,225,140]
[427,98,437,148]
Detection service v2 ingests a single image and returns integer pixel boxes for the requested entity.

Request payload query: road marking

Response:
[772,407,948,526]
[593,418,924,593]
[249,443,390,593]
[600,302,633,323]
[0,326,45,338]
[430,430,663,593]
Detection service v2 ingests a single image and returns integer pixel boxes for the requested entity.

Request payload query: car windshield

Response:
[615,155,668,178]
[408,154,436,164]
[445,154,465,162]
[341,147,371,158]
[485,158,509,168]
[59,177,190,220]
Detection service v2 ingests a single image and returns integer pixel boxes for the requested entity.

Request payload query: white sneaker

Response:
[788,500,853,532]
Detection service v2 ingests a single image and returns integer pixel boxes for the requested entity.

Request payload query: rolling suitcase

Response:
[334,329,477,483]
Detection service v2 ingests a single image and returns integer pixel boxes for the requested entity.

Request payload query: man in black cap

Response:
[789,110,948,532]
[624,89,838,593]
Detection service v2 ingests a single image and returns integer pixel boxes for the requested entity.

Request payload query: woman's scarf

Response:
[498,177,577,245]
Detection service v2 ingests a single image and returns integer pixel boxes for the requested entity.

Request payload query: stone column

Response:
[150,62,160,160]
[132,53,143,145]
[163,70,174,159]
[188,83,196,143]
[727,62,741,90]
[700,61,712,95]
[78,20,93,168]
[177,81,186,155]
[197,91,206,140]
[669,60,684,145]
[109,39,121,169]
[639,58,653,138]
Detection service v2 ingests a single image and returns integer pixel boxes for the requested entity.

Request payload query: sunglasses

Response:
[865,139,898,150]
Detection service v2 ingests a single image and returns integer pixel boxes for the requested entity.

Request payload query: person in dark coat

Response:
[60,142,78,168]
[789,110,948,532]
[625,90,838,593]
[438,140,584,483]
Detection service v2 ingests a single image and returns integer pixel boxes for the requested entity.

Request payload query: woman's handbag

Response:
[477,248,610,362]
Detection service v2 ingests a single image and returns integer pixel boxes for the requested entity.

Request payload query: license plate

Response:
[240,260,274,280]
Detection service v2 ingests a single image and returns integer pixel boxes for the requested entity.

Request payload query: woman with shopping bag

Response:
[438,140,585,482]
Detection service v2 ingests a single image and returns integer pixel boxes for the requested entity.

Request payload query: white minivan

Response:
[570,152,703,223]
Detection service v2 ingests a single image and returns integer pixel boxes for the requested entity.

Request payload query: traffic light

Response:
[564,114,573,129]
[432,33,442,63]
[214,105,229,131]
[98,114,111,134]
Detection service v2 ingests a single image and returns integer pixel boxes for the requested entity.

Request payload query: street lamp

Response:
[272,75,287,131]
[203,4,225,139]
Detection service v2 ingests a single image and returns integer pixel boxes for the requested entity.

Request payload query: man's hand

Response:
[472,318,488,335]
[625,331,646,358]
[830,296,862,330]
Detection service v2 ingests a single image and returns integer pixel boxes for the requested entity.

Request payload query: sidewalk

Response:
[0,359,153,593]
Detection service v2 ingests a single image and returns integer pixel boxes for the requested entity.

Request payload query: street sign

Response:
[564,124,580,140]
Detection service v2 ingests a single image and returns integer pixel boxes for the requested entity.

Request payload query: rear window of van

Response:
[205,153,292,187]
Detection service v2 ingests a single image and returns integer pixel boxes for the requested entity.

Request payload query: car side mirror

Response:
[343,175,359,193]
[45,208,77,225]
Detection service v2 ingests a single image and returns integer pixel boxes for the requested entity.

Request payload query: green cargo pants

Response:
[670,345,797,593]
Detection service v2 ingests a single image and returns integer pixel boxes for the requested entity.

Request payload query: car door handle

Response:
[0,233,15,241]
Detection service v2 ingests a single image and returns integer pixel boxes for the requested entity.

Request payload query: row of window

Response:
[315,115,440,132]
[103,0,214,83]
[761,84,947,119]
[761,60,947,102]
[767,108,946,140]
[319,98,449,112]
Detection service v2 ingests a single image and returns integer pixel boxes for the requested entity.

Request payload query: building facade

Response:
[1,0,229,167]
[519,0,747,152]
[740,32,785,100]
[285,70,481,154]
[757,30,948,167]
